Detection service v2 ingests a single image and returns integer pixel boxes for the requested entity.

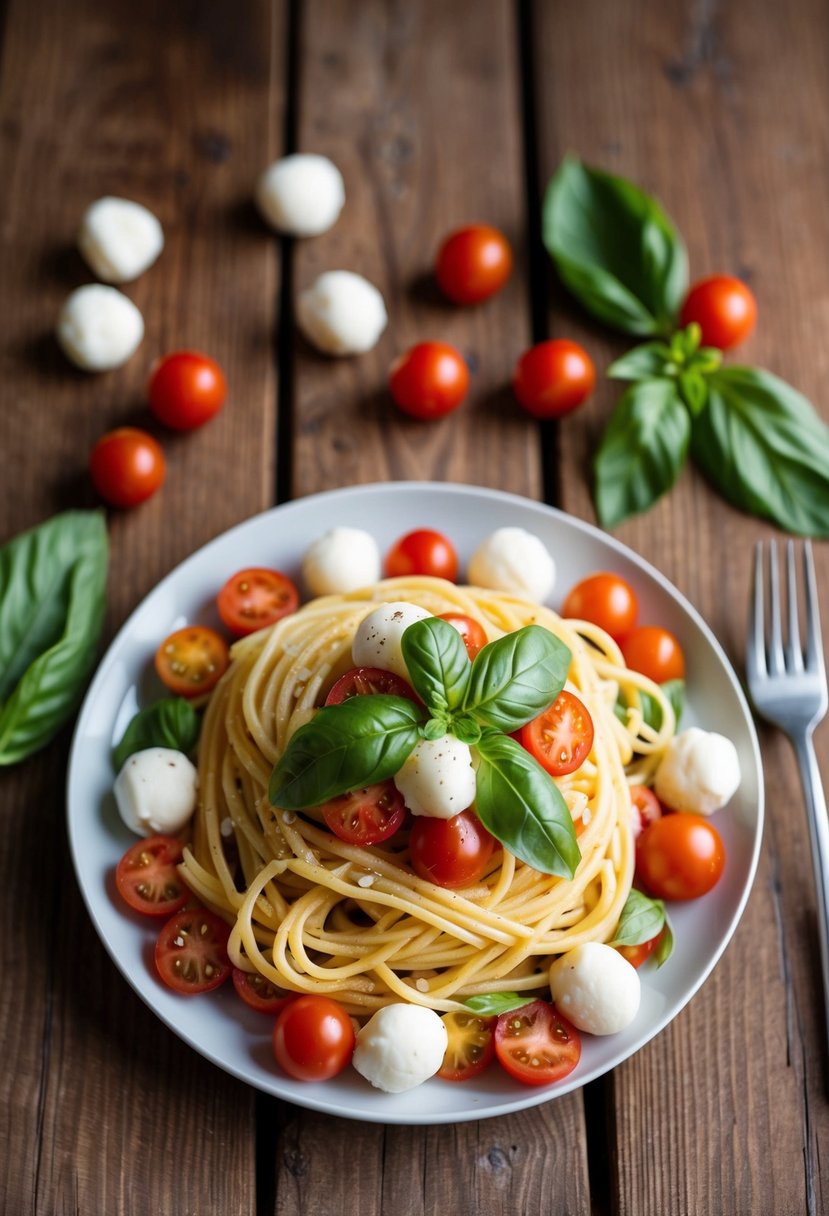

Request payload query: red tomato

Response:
[679,275,757,351]
[385,528,459,581]
[155,907,232,994]
[519,691,594,777]
[409,810,495,889]
[155,625,229,697]
[513,339,595,419]
[629,784,663,839]
[115,835,189,918]
[636,813,725,900]
[438,1010,496,1081]
[217,567,299,637]
[321,781,408,846]
[561,572,638,641]
[437,613,488,660]
[621,625,685,683]
[617,928,664,969]
[434,224,513,305]
[494,1000,581,1086]
[324,667,418,706]
[389,342,470,420]
[148,351,227,430]
[232,967,296,1015]
[272,994,355,1082]
[89,427,165,508]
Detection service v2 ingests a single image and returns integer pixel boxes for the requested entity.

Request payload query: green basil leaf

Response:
[609,888,666,947]
[464,626,571,733]
[474,733,580,878]
[607,342,674,382]
[543,157,688,336]
[678,370,708,416]
[269,695,422,810]
[401,616,470,716]
[688,346,722,375]
[594,379,691,529]
[653,918,674,967]
[112,697,200,773]
[670,322,701,359]
[452,715,482,746]
[692,367,829,536]
[0,511,108,765]
[638,678,685,733]
[463,992,533,1017]
[422,716,449,742]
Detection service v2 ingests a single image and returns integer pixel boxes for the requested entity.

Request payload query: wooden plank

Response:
[0,0,285,1211]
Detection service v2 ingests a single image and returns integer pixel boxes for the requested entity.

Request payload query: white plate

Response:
[67,482,763,1124]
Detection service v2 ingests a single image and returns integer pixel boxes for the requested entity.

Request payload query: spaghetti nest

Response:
[180,576,675,1015]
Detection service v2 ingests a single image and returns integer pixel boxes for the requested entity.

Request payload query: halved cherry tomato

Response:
[629,784,662,839]
[438,613,488,660]
[385,528,459,581]
[115,835,189,918]
[155,625,229,697]
[155,907,231,994]
[562,572,638,641]
[217,567,299,637]
[272,994,355,1082]
[324,666,418,706]
[519,691,594,777]
[494,1000,581,1086]
[148,350,227,431]
[389,342,470,420]
[438,1010,496,1081]
[90,427,165,508]
[621,626,685,684]
[512,339,595,419]
[617,928,664,969]
[434,224,513,305]
[232,967,296,1015]
[679,275,757,351]
[321,781,408,846]
[636,813,725,901]
[409,810,495,889]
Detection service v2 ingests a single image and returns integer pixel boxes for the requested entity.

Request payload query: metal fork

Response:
[747,540,829,1044]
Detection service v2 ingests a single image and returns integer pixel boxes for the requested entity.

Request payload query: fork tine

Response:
[803,540,827,678]
[748,541,767,681]
[768,541,786,676]
[786,540,804,673]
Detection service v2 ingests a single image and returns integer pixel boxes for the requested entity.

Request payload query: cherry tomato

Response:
[217,567,299,637]
[636,813,726,900]
[512,339,595,419]
[232,967,296,1015]
[629,784,663,839]
[562,572,638,641]
[155,625,229,698]
[438,1010,496,1081]
[679,275,757,351]
[148,350,227,430]
[620,625,685,683]
[272,994,355,1082]
[89,427,165,508]
[437,613,488,660]
[434,224,513,305]
[385,528,459,581]
[321,780,408,846]
[155,907,232,994]
[616,928,664,969]
[324,667,418,706]
[494,1000,581,1086]
[519,691,594,777]
[389,342,470,420]
[409,810,495,889]
[115,835,189,918]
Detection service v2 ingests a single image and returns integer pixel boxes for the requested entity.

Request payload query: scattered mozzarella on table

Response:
[393,734,477,819]
[352,1003,448,1092]
[56,284,144,371]
[549,942,641,1035]
[114,747,198,836]
[78,196,164,283]
[296,270,388,355]
[351,600,431,679]
[302,526,381,595]
[467,526,555,603]
[255,153,345,236]
[654,726,741,815]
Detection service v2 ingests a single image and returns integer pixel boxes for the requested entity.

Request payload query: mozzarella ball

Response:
[303,527,381,596]
[654,727,741,815]
[467,527,555,603]
[351,601,431,680]
[255,153,345,236]
[393,734,477,819]
[56,284,144,371]
[78,196,164,283]
[297,270,388,356]
[352,1004,448,1093]
[114,747,198,837]
[549,942,640,1035]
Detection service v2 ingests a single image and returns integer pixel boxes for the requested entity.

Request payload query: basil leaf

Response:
[543,157,687,336]
[0,511,108,765]
[422,716,449,742]
[463,992,532,1017]
[452,715,482,746]
[691,367,829,536]
[678,370,708,416]
[653,919,674,967]
[464,625,571,733]
[269,695,422,810]
[594,379,691,529]
[112,697,200,773]
[474,733,580,878]
[608,342,674,382]
[401,616,470,716]
[609,889,666,947]
[639,678,685,732]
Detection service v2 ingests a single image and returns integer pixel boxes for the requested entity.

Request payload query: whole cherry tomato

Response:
[90,427,165,508]
[636,812,725,900]
[148,351,227,430]
[272,995,355,1082]
[562,572,638,640]
[409,810,495,889]
[620,626,685,683]
[389,342,469,420]
[434,224,513,305]
[679,275,757,350]
[513,339,595,419]
[385,528,459,581]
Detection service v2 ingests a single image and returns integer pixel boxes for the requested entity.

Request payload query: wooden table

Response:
[2,1,828,1212]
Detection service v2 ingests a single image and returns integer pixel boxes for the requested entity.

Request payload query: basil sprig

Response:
[112,697,201,773]
[463,992,533,1017]
[609,888,674,968]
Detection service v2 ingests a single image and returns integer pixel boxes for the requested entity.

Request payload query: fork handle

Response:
[794,730,829,1048]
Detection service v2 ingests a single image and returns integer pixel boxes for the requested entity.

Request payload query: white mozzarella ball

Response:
[654,727,741,815]
[297,270,388,356]
[352,1004,448,1093]
[56,284,144,371]
[393,734,476,819]
[255,153,345,236]
[467,527,555,603]
[351,601,431,680]
[302,527,381,596]
[114,747,198,837]
[549,942,640,1035]
[78,196,164,283]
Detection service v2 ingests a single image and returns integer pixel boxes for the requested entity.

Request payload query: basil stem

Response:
[464,625,571,734]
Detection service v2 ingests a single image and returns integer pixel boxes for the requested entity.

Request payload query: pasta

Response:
[179,576,675,1016]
